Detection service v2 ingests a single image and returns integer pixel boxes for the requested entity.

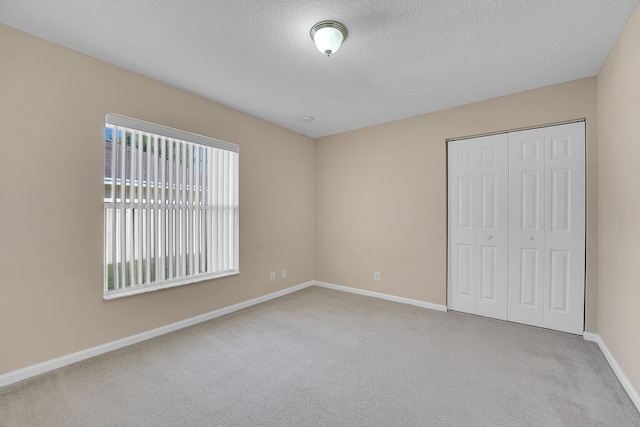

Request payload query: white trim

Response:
[0,281,314,388]
[103,271,241,300]
[583,332,640,412]
[106,113,238,152]
[313,281,448,312]
[445,118,586,143]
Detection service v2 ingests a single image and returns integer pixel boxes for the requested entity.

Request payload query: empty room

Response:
[1,1,640,426]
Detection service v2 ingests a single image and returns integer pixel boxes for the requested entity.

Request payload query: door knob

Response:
[526,236,534,240]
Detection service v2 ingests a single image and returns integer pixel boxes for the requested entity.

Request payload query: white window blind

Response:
[103,113,239,300]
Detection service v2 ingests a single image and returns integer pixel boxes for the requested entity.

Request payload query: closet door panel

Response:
[508,129,545,327]
[448,140,478,314]
[448,135,508,319]
[475,136,508,320]
[543,122,585,334]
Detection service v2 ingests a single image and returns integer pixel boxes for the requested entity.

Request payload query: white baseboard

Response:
[0,281,315,388]
[584,332,640,412]
[313,281,447,312]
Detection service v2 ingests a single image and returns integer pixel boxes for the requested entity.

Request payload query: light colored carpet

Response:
[1,286,639,426]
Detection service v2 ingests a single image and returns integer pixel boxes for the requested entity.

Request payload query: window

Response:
[104,114,239,299]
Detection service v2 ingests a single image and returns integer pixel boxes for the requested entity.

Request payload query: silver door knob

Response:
[485,235,493,239]
[526,236,534,240]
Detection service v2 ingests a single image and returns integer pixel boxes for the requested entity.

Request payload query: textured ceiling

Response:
[1,1,638,138]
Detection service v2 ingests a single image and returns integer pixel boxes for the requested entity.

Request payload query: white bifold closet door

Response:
[447,133,509,320]
[508,123,585,334]
[447,122,585,335]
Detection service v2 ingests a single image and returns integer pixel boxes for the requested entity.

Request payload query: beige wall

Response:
[315,77,599,331]
[0,24,315,375]
[597,3,640,398]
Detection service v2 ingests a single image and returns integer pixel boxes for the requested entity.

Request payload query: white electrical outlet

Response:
[270,272,276,282]
[374,272,380,281]
[282,269,287,279]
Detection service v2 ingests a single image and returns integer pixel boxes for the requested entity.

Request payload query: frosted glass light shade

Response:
[310,21,347,56]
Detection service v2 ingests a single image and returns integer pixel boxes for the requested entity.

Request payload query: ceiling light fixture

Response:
[310,20,347,57]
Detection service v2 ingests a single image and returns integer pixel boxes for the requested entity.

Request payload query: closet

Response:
[447,122,585,334]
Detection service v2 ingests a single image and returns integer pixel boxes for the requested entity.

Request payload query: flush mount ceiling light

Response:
[310,20,347,57]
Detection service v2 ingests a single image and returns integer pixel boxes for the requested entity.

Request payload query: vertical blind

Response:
[104,114,239,299]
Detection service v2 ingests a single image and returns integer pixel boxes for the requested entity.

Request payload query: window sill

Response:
[103,270,240,300]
